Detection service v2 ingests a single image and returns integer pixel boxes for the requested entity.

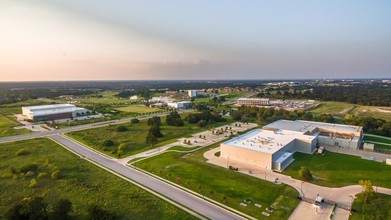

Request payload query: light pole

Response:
[301,181,304,198]
[265,165,267,180]
[227,155,230,168]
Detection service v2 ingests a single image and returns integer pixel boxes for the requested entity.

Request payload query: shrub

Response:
[29,179,38,188]
[51,170,61,180]
[299,166,313,181]
[15,148,30,156]
[103,140,115,147]
[25,171,36,177]
[37,172,47,179]
[130,118,139,124]
[116,126,128,132]
[19,164,38,174]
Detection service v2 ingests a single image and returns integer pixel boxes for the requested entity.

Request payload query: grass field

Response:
[309,102,355,115]
[0,138,195,219]
[0,106,31,137]
[115,105,160,114]
[350,193,391,220]
[352,106,391,122]
[75,91,139,105]
[283,152,391,188]
[134,145,300,220]
[67,119,231,158]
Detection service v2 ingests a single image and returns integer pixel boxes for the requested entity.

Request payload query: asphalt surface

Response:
[49,134,244,220]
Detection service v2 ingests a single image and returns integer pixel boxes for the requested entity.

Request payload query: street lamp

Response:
[227,155,230,168]
[265,165,267,180]
[301,181,304,198]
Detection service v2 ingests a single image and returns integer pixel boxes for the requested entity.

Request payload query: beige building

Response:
[236,98,270,106]
[220,120,363,171]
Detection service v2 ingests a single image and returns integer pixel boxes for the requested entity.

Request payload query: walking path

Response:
[117,122,259,165]
[203,146,391,220]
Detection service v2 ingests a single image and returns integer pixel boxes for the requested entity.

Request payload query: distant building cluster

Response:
[22,104,90,122]
[236,98,316,111]
[221,120,363,171]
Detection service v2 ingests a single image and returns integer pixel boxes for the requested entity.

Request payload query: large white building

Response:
[187,90,200,98]
[167,101,192,109]
[220,120,363,171]
[22,104,89,122]
[236,98,270,106]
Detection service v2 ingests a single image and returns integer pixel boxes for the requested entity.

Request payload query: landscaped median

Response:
[133,144,300,220]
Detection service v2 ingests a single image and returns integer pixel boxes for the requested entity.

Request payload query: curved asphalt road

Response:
[49,134,244,220]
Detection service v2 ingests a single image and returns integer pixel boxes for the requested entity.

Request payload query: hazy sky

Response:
[1,0,391,81]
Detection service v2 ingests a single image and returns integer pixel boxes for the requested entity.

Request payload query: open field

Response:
[283,152,391,188]
[0,138,195,219]
[350,193,391,220]
[115,105,160,114]
[308,102,391,122]
[352,106,391,121]
[134,145,300,220]
[309,102,355,115]
[75,91,139,105]
[67,118,231,158]
[0,106,31,137]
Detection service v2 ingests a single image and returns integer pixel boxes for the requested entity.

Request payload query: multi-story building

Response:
[236,98,270,106]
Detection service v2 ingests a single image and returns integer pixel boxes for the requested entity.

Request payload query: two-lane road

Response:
[49,134,245,220]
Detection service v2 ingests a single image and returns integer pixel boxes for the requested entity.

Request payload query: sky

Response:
[1,0,391,81]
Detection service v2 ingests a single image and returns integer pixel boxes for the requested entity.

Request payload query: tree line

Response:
[257,83,391,106]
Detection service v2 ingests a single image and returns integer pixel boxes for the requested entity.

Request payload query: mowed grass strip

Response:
[0,138,196,219]
[363,135,391,144]
[115,105,160,114]
[67,119,231,158]
[134,146,300,220]
[350,193,391,220]
[283,152,391,188]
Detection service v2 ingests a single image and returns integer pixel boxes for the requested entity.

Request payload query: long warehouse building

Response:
[22,104,90,122]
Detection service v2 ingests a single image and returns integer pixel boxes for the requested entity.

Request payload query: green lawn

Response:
[134,145,300,220]
[0,138,195,219]
[352,106,391,122]
[67,119,231,158]
[0,107,31,137]
[283,152,391,188]
[76,91,139,105]
[350,193,391,220]
[309,102,356,115]
[115,105,161,114]
[363,135,391,150]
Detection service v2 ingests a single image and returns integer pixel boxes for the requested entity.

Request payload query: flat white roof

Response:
[223,128,315,154]
[264,120,362,135]
[237,98,269,101]
[23,104,86,116]
[24,104,75,110]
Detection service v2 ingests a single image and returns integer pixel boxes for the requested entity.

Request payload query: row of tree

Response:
[257,84,391,106]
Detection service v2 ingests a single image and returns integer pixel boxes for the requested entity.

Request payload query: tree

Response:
[86,204,116,220]
[116,125,127,132]
[6,197,48,220]
[359,179,375,208]
[145,132,158,146]
[299,166,313,181]
[166,111,184,126]
[130,118,139,124]
[49,199,72,220]
[103,139,114,147]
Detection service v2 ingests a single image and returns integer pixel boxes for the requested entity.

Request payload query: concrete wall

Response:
[294,138,315,153]
[220,144,272,170]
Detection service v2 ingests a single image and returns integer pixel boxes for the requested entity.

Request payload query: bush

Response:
[116,126,128,132]
[130,118,139,124]
[103,139,115,147]
[25,171,35,177]
[19,164,38,174]
[37,172,47,179]
[51,170,61,180]
[15,148,30,156]
[29,179,38,188]
[197,120,207,127]
[299,166,313,181]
